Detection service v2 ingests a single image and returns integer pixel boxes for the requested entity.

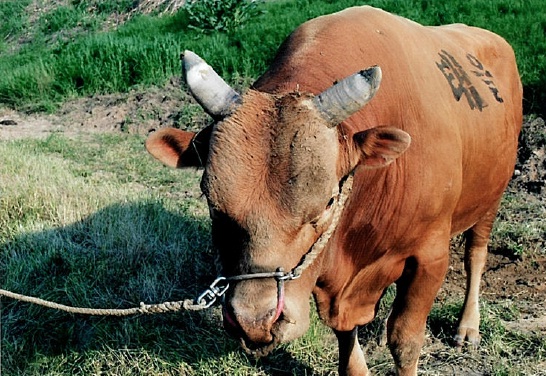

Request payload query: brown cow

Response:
[146,6,522,375]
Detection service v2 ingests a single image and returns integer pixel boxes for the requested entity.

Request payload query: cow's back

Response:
[255,6,522,237]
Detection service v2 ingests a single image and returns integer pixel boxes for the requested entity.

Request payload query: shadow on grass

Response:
[523,83,546,118]
[0,201,315,375]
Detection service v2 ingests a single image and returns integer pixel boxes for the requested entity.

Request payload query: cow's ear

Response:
[145,126,212,168]
[353,126,411,168]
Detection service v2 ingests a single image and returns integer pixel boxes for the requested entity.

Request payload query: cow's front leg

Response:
[335,327,368,375]
[387,252,449,375]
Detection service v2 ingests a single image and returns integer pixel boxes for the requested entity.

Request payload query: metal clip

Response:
[195,277,230,308]
[273,268,301,282]
[286,270,302,280]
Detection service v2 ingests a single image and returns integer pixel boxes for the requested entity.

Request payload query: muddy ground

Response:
[1,81,545,374]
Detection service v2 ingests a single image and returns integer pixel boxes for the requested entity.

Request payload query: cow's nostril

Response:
[223,303,280,345]
[223,305,241,334]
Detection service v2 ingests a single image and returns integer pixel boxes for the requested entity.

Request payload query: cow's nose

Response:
[223,301,281,345]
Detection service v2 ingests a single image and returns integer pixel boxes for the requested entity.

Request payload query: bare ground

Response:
[0,78,196,140]
[1,82,545,374]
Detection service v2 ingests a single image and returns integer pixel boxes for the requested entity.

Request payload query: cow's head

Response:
[146,51,410,355]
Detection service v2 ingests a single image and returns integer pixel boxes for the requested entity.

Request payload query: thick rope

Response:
[0,289,207,316]
[291,172,354,278]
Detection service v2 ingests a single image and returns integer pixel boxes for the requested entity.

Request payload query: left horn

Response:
[183,50,241,119]
[313,66,382,127]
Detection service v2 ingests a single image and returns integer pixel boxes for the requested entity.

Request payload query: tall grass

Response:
[0,0,31,53]
[0,0,545,113]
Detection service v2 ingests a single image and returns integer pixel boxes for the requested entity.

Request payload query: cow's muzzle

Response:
[223,302,283,356]
[222,270,290,355]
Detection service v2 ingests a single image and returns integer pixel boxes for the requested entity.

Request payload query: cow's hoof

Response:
[454,327,481,351]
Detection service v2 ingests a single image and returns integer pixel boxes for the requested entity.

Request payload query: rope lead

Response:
[0,289,206,316]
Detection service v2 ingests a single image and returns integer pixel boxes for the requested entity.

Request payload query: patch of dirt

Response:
[443,248,546,316]
[0,78,207,141]
[25,0,187,29]
[513,116,546,195]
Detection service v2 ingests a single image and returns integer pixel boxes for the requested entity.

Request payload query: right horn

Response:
[313,66,382,127]
[183,50,241,120]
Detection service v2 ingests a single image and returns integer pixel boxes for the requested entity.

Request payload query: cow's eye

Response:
[326,197,335,209]
[310,197,336,227]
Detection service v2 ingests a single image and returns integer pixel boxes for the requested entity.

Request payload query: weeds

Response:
[186,0,262,33]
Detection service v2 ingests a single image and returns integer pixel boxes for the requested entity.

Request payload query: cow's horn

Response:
[183,50,241,119]
[313,66,382,127]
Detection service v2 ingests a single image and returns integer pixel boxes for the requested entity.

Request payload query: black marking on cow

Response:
[436,50,505,111]
[466,53,504,104]
[436,49,487,111]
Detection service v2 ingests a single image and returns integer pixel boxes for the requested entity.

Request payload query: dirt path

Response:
[0,79,196,141]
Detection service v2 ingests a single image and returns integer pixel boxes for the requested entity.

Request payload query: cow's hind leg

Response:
[455,204,498,350]
[335,328,369,376]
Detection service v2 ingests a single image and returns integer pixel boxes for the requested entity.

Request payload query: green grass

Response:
[0,0,31,52]
[0,0,545,113]
[425,300,546,376]
[1,134,545,374]
[1,1,546,374]
[0,133,339,375]
[491,191,546,257]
